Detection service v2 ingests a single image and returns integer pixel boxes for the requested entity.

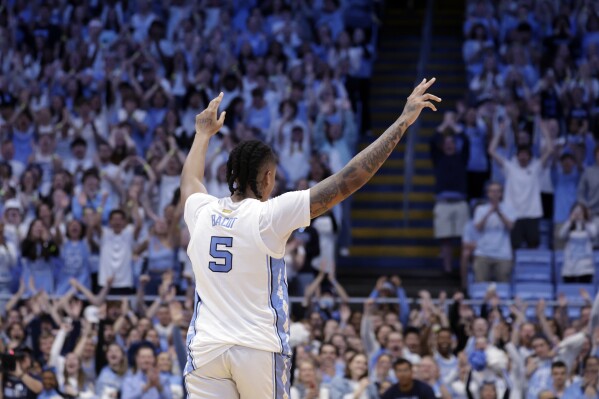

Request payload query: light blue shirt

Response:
[96,366,125,398]
[563,381,599,399]
[473,202,515,260]
[553,165,580,223]
[56,240,91,295]
[121,370,173,399]
[464,124,488,172]
[526,360,552,399]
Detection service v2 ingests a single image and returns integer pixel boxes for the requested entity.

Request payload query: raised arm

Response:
[180,92,226,206]
[309,78,441,218]
[488,122,507,167]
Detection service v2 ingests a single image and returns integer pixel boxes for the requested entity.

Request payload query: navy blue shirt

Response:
[381,380,436,399]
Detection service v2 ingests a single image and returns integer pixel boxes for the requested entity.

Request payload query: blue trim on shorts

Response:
[184,290,202,375]
[273,352,291,399]
[269,256,291,355]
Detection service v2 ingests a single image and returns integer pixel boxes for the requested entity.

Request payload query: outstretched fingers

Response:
[208,92,224,111]
[421,93,442,103]
[217,111,226,127]
[421,101,437,112]
[422,77,436,90]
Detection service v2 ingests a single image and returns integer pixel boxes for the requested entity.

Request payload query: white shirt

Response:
[183,190,310,373]
[98,225,134,288]
[503,158,543,218]
[159,175,180,216]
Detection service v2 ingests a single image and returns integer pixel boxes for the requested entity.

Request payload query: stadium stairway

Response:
[337,0,466,297]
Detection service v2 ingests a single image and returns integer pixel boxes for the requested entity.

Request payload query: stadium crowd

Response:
[431,0,599,289]
[1,0,599,399]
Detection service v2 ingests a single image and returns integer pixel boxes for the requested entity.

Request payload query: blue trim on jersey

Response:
[184,291,202,375]
[266,255,282,354]
[273,353,291,399]
[269,257,291,356]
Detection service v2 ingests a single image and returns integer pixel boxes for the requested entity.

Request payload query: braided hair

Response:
[226,140,276,200]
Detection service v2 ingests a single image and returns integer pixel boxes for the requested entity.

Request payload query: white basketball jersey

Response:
[183,190,310,374]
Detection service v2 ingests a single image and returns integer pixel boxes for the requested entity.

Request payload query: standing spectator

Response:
[56,219,91,295]
[553,151,581,249]
[488,127,554,249]
[559,203,597,283]
[381,358,436,399]
[92,208,142,295]
[121,344,173,399]
[577,146,599,247]
[430,132,470,273]
[472,182,516,282]
[137,218,180,295]
[463,107,490,200]
[21,219,61,295]
[72,168,116,224]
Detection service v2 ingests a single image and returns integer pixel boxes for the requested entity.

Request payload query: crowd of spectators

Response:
[0,0,386,397]
[3,0,599,399]
[430,0,599,285]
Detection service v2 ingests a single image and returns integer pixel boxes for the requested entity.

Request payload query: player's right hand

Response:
[400,77,441,126]
[195,92,226,137]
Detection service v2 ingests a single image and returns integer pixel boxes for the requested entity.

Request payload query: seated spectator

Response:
[472,182,515,282]
[329,352,378,399]
[0,348,43,398]
[121,344,173,399]
[381,358,436,399]
[38,368,62,399]
[95,343,128,399]
[418,355,451,398]
[562,355,599,398]
[290,359,329,399]
[559,202,597,283]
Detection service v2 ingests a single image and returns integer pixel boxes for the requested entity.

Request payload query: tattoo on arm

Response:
[310,120,408,218]
[196,118,213,128]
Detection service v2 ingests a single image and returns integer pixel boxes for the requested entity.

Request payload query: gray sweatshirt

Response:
[577,165,599,216]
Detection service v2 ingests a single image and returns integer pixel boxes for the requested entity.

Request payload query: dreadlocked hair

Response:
[226,140,276,200]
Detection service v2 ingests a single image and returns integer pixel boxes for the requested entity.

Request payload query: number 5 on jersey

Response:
[209,236,233,273]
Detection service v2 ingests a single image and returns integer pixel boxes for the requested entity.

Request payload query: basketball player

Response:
[181,78,441,398]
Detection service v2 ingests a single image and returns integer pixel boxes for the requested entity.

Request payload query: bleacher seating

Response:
[512,249,553,283]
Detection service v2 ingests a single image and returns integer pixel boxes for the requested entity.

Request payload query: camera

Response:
[0,353,18,372]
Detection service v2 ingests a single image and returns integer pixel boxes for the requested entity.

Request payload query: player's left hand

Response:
[195,92,226,137]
